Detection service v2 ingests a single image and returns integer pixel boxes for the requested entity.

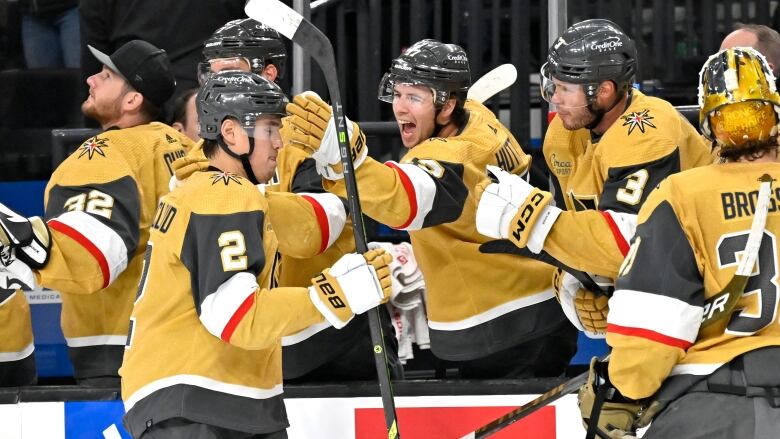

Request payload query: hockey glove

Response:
[553,269,610,338]
[0,203,51,269]
[578,357,645,439]
[170,152,209,191]
[0,248,37,295]
[475,165,561,253]
[309,248,392,328]
[286,92,368,180]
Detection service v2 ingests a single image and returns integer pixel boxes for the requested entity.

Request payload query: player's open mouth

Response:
[399,121,416,139]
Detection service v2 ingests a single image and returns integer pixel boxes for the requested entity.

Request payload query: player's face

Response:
[82,66,128,126]
[248,116,284,183]
[549,78,595,130]
[391,84,437,148]
[181,94,200,142]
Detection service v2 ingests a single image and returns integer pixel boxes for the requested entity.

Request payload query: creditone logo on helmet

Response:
[553,37,567,50]
[590,38,623,53]
[446,53,467,62]
[217,75,257,85]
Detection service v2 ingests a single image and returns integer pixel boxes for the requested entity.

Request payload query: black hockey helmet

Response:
[541,19,637,102]
[197,71,288,141]
[378,39,471,106]
[200,18,287,82]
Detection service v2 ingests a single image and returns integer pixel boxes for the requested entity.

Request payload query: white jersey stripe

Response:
[387,161,437,231]
[0,342,34,362]
[65,335,127,347]
[609,289,703,343]
[428,288,556,331]
[299,192,347,251]
[281,320,332,346]
[50,211,128,285]
[199,272,258,341]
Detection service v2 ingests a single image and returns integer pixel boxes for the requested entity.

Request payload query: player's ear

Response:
[221,118,236,144]
[123,90,144,113]
[436,97,457,125]
[262,64,278,82]
[597,80,616,98]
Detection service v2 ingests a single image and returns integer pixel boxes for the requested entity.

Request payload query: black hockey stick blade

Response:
[245,1,401,437]
[479,240,610,296]
[460,369,590,438]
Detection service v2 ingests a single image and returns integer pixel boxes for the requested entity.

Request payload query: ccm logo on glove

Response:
[512,191,547,241]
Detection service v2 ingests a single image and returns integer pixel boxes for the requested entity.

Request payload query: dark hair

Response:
[718,137,780,162]
[121,82,163,123]
[170,88,199,125]
[735,23,780,75]
[448,92,469,128]
[202,138,219,158]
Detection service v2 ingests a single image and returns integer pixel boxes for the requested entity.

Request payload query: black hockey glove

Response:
[0,203,51,268]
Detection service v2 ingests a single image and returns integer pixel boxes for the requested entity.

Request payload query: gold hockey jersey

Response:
[325,99,562,361]
[39,122,192,378]
[542,89,711,278]
[607,162,780,400]
[121,169,328,435]
[0,291,35,385]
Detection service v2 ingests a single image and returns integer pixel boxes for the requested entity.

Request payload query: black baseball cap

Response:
[88,40,176,108]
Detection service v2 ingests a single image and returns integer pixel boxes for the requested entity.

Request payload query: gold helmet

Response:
[699,47,780,149]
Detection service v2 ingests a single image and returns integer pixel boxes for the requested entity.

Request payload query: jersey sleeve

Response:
[180,209,322,350]
[606,181,705,399]
[265,190,346,257]
[544,140,686,278]
[40,168,141,294]
[323,152,469,230]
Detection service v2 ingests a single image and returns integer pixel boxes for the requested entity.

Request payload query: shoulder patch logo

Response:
[211,171,243,186]
[621,109,656,135]
[77,136,109,160]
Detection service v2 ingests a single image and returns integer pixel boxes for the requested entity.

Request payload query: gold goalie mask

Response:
[699,47,780,149]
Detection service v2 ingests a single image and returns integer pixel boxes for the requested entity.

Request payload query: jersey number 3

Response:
[717,230,779,335]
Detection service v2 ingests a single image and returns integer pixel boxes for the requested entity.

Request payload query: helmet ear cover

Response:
[699,47,780,149]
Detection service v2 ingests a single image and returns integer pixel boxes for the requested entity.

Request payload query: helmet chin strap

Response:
[217,136,261,185]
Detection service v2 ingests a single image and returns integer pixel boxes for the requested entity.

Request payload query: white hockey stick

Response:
[244,1,401,437]
[468,64,518,103]
[702,173,773,327]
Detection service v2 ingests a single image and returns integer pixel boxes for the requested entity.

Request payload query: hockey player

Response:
[286,39,576,378]
[475,19,712,337]
[0,40,193,386]
[178,18,402,381]
[578,47,780,438]
[120,71,392,438]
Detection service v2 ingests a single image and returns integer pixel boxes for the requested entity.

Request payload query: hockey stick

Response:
[244,1,401,437]
[701,173,773,328]
[468,64,518,103]
[479,240,610,295]
[460,369,589,439]
[461,353,611,439]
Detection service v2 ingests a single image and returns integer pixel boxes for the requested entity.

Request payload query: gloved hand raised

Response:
[286,91,368,180]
